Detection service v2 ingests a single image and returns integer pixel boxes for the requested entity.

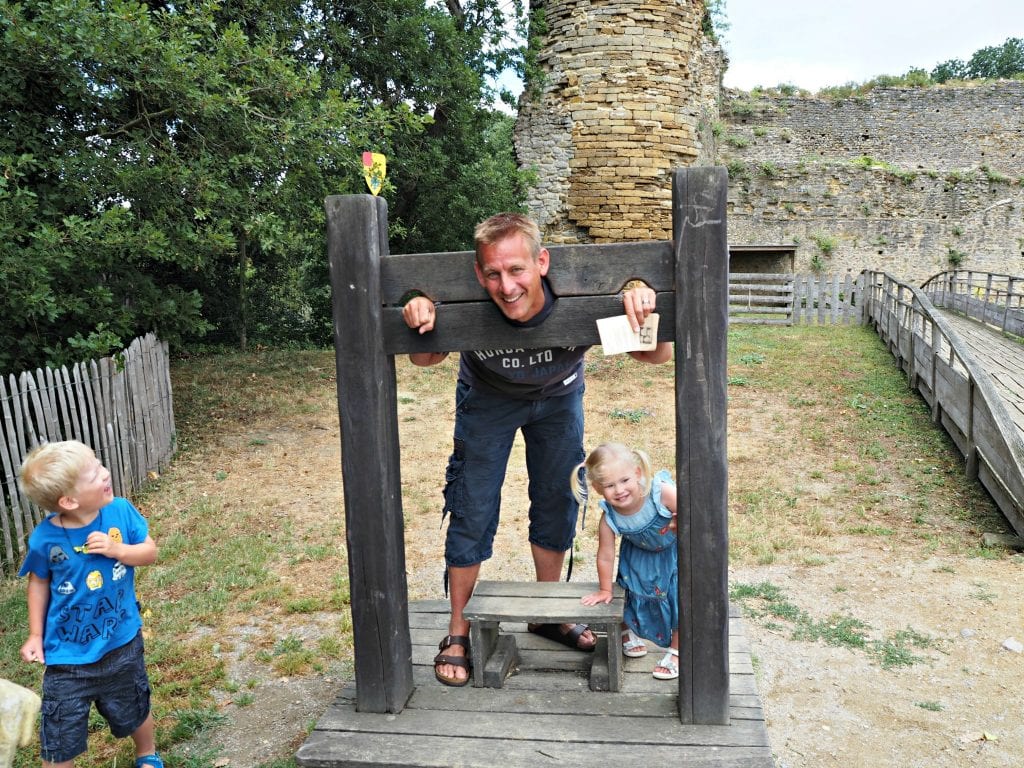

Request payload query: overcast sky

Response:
[720,0,1024,91]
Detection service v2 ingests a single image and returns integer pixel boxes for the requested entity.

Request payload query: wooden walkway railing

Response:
[0,334,175,573]
[920,269,1024,338]
[729,272,863,325]
[863,271,1024,538]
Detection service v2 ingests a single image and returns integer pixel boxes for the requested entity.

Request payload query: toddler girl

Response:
[573,442,679,679]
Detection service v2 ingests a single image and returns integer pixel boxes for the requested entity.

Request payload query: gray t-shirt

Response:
[458,280,589,400]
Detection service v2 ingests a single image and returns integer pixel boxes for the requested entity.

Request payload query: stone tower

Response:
[514,0,723,243]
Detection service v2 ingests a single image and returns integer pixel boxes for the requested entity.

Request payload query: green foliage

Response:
[701,0,729,44]
[1,0,531,370]
[947,247,967,267]
[811,233,837,257]
[726,159,749,181]
[610,407,652,424]
[521,6,549,101]
[732,581,938,669]
[932,37,1024,82]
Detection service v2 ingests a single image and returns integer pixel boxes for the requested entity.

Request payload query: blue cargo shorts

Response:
[39,631,152,764]
[442,380,585,567]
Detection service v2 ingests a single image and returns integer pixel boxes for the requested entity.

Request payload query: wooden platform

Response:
[296,599,774,768]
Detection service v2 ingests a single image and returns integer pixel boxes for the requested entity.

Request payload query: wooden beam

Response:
[673,166,731,725]
[325,194,414,713]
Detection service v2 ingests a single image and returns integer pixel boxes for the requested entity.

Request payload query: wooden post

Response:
[325,194,414,713]
[672,167,730,725]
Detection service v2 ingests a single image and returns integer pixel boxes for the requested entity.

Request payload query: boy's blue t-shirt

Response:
[19,496,147,665]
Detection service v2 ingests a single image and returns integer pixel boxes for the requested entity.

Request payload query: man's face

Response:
[474,232,550,323]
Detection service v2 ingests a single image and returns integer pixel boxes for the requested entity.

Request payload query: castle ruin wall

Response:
[514,0,722,244]
[722,83,1024,281]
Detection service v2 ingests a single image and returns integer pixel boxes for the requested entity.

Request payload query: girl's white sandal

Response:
[652,648,679,679]
[621,628,648,658]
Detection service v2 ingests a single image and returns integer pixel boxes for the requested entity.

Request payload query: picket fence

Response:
[0,334,174,573]
[730,272,864,325]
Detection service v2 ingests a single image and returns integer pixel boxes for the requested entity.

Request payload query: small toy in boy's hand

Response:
[597,313,659,355]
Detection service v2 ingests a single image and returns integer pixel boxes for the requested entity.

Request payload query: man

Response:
[402,212,671,686]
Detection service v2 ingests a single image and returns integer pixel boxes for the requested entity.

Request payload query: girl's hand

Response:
[581,589,613,606]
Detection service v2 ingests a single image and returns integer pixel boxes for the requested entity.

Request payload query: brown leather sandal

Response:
[433,634,471,686]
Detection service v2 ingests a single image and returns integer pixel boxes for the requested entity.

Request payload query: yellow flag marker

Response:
[362,151,386,196]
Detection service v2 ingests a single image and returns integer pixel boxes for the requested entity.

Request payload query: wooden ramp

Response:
[296,600,774,768]
[935,308,1024,434]
[866,270,1024,538]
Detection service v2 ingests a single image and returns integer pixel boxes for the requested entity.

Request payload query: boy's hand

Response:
[581,589,613,606]
[21,635,45,664]
[83,531,121,559]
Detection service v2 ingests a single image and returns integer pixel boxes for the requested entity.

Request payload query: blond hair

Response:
[474,212,541,263]
[571,442,654,506]
[19,440,96,512]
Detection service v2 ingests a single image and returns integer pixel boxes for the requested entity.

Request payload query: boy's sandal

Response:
[621,628,648,658]
[652,648,679,680]
[136,755,164,768]
[433,634,471,687]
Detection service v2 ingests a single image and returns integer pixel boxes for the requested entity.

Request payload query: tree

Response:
[303,0,531,254]
[965,37,1024,79]
[932,37,1024,82]
[2,0,528,369]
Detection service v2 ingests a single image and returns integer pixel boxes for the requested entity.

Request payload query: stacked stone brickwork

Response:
[721,84,1024,281]
[514,0,722,244]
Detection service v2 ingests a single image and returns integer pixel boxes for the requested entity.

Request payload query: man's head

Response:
[473,213,550,323]
[19,440,112,514]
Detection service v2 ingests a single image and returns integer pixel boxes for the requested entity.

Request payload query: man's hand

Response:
[402,295,449,367]
[622,286,657,333]
[622,286,672,364]
[402,296,437,335]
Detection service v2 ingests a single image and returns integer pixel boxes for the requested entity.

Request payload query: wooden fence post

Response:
[325,194,414,713]
[672,167,730,725]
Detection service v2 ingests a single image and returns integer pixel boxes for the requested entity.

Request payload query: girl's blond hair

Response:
[19,440,96,512]
[570,442,654,507]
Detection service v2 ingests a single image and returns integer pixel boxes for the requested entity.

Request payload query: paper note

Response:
[596,313,659,355]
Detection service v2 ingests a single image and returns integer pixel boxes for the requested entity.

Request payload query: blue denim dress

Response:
[600,470,678,645]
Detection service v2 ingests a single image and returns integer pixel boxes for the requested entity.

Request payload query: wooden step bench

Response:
[463,580,625,691]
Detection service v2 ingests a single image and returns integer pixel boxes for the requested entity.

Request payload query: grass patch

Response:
[726,325,1006,563]
[732,581,937,669]
[610,407,653,423]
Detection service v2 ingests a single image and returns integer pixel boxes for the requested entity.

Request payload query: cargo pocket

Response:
[441,438,466,526]
[39,699,63,759]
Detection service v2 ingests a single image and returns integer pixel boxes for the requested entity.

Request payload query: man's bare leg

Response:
[436,562,480,683]
[530,543,596,649]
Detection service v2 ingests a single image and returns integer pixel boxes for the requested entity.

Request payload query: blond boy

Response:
[18,441,161,768]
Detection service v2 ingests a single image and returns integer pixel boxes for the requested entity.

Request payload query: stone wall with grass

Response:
[720,83,1024,281]
[514,0,723,244]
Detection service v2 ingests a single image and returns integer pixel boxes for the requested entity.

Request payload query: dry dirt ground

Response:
[160,339,1024,768]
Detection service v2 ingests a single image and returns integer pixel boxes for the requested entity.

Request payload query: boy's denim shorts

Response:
[443,381,585,567]
[40,631,152,763]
